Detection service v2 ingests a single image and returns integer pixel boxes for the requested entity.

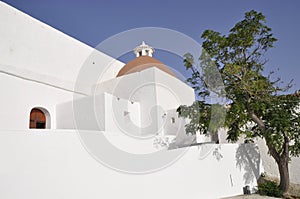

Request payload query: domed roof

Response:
[116,56,176,78]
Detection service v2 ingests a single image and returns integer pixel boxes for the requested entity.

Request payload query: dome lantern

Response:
[133,41,155,57]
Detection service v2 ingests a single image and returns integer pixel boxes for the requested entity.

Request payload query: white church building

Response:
[2,2,293,199]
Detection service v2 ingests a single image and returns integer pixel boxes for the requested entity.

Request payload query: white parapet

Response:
[0,130,263,199]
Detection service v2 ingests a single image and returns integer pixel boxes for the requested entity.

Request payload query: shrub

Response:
[258,180,283,198]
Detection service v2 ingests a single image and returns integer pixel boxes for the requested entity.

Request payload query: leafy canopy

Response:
[179,10,300,160]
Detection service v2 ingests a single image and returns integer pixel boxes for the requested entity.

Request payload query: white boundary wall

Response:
[219,129,300,185]
[257,138,300,184]
[0,130,263,199]
[0,1,124,89]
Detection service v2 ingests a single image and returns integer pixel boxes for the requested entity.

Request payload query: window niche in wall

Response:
[171,117,175,124]
[29,107,51,129]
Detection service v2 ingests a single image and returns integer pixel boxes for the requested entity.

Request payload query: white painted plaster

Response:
[0,130,262,199]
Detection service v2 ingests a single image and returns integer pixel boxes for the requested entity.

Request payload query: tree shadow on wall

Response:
[212,144,223,161]
[236,143,262,185]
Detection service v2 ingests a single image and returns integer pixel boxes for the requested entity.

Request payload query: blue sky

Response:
[3,0,300,92]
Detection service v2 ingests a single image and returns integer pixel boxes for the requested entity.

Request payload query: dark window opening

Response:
[29,108,47,129]
[36,122,46,129]
[171,117,175,124]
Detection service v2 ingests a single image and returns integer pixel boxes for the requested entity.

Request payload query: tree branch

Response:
[248,111,265,131]
[267,142,280,163]
[244,93,265,131]
[281,132,290,159]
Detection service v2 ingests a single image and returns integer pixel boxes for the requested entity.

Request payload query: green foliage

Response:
[179,10,300,193]
[262,95,300,157]
[180,9,300,156]
[258,181,283,197]
[177,102,226,135]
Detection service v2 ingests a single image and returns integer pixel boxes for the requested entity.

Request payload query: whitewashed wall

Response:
[0,1,125,131]
[219,130,300,185]
[93,67,195,135]
[104,93,141,134]
[163,109,183,136]
[0,130,263,199]
[0,72,76,130]
[0,2,124,92]
[256,138,300,184]
[56,93,141,134]
[153,66,195,108]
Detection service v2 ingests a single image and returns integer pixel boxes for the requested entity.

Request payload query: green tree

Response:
[179,10,300,195]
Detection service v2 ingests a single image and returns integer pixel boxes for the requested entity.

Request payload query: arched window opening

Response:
[29,108,51,129]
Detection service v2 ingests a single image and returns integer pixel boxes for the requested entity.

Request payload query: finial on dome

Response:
[133,41,155,57]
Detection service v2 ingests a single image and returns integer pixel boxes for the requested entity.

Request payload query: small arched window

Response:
[29,108,51,129]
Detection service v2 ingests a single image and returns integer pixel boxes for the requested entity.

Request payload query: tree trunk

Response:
[278,158,290,195]
[210,132,219,143]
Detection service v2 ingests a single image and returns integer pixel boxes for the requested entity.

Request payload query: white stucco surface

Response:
[0,2,124,91]
[219,130,300,185]
[93,67,194,135]
[0,72,76,130]
[256,138,300,184]
[0,130,262,199]
[0,1,125,130]
[0,2,275,198]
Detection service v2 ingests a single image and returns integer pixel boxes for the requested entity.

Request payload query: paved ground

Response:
[221,194,280,199]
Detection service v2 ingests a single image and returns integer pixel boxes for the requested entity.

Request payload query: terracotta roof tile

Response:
[116,56,176,78]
